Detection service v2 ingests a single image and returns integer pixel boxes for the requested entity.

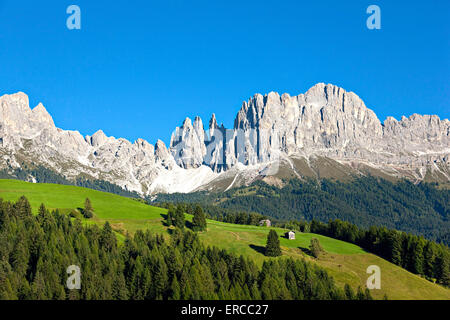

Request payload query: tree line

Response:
[158,201,449,288]
[0,196,373,300]
[165,203,207,232]
[280,218,450,287]
[155,177,450,245]
[156,202,271,227]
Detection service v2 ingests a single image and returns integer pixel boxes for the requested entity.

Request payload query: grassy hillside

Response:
[156,177,450,245]
[0,179,449,300]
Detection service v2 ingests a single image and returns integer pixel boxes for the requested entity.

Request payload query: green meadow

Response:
[1,179,449,300]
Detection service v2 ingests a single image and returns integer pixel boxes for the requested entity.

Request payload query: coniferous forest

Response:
[0,197,372,300]
[156,202,450,288]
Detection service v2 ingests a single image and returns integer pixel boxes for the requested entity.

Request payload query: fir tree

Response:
[16,195,32,218]
[423,242,437,278]
[166,204,175,226]
[169,275,181,300]
[192,205,207,232]
[173,205,185,229]
[38,203,46,216]
[265,230,281,257]
[83,198,94,218]
[100,222,117,252]
[435,250,450,286]
[411,238,425,275]
[344,284,355,300]
[356,286,365,300]
[388,230,402,266]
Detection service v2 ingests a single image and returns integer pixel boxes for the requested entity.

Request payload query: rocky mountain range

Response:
[0,83,449,195]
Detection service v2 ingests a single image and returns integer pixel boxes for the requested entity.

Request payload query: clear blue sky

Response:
[0,0,449,145]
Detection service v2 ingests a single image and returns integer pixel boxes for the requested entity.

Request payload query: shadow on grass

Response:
[76,207,94,219]
[185,220,194,230]
[160,213,171,227]
[159,213,194,230]
[249,244,266,255]
[299,246,314,257]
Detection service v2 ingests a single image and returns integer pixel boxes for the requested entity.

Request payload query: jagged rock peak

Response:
[266,91,281,104]
[169,114,207,169]
[134,138,155,155]
[209,113,218,129]
[89,130,108,147]
[134,137,151,147]
[0,92,31,115]
[32,102,47,113]
[234,83,380,128]
[155,139,168,152]
[0,93,58,138]
[31,103,55,127]
[193,116,203,130]
[0,91,30,105]
[155,139,176,169]
[0,86,448,195]
[182,117,192,128]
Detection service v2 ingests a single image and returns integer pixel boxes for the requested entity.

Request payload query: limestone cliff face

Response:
[170,117,206,169]
[1,83,449,195]
[170,83,449,171]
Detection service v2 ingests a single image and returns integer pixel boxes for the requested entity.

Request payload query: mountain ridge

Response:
[1,83,449,195]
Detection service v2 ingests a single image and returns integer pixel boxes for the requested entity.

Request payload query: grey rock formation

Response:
[0,83,448,195]
[169,117,206,169]
[169,83,449,179]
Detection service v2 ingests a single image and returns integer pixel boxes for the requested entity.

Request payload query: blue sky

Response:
[0,0,449,145]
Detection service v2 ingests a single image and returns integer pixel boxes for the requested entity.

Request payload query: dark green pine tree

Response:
[100,222,117,252]
[344,284,355,300]
[31,271,47,300]
[423,242,437,278]
[192,205,207,232]
[388,230,402,266]
[153,256,168,300]
[112,273,129,299]
[356,286,365,300]
[11,235,29,277]
[411,238,425,275]
[16,195,32,218]
[166,204,175,226]
[265,230,281,257]
[173,205,185,229]
[364,288,373,300]
[38,203,46,216]
[169,275,181,300]
[435,249,450,286]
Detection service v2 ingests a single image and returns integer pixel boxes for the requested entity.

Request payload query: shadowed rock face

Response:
[0,83,449,195]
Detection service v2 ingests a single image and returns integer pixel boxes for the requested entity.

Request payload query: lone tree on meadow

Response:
[309,238,323,258]
[192,205,207,232]
[265,230,282,257]
[83,198,94,218]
